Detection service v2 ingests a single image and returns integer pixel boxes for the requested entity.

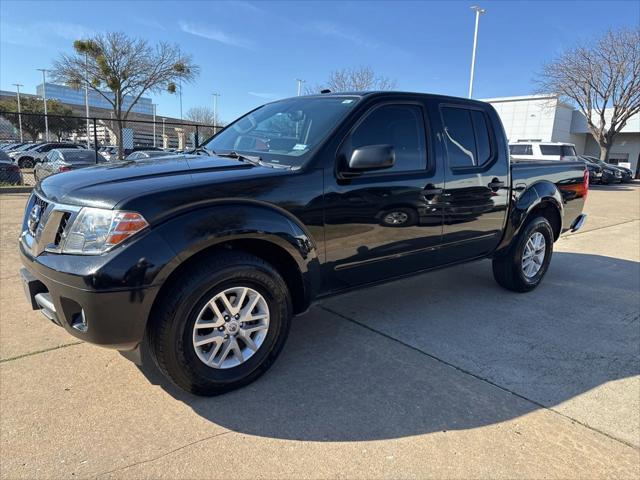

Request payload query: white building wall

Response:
[486,95,557,142]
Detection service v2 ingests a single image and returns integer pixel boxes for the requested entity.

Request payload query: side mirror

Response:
[348,145,395,171]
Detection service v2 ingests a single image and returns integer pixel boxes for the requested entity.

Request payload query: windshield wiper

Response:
[215,151,262,165]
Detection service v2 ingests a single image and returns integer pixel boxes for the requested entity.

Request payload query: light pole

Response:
[37,69,49,141]
[84,52,90,147]
[296,78,305,96]
[212,93,221,130]
[468,6,485,99]
[12,83,23,142]
[152,104,157,147]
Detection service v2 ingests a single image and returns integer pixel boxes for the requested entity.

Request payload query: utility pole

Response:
[84,53,90,147]
[152,104,157,147]
[212,93,221,130]
[12,83,23,142]
[296,78,305,96]
[468,6,486,99]
[37,69,49,141]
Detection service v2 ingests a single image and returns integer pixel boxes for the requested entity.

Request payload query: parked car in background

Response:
[580,156,625,184]
[583,155,634,183]
[581,158,603,184]
[9,142,86,168]
[0,150,23,185]
[125,150,171,161]
[509,142,578,162]
[34,149,107,182]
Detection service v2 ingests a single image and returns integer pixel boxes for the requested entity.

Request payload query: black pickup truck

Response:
[19,92,588,395]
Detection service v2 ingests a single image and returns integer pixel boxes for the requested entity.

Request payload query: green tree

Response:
[0,97,80,141]
[52,32,199,158]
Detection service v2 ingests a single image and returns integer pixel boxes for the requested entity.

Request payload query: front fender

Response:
[153,201,320,304]
[495,181,563,253]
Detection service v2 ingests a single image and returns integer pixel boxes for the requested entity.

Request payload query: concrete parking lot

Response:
[1,184,639,479]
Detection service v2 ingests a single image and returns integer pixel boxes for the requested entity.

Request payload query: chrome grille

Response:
[21,193,81,255]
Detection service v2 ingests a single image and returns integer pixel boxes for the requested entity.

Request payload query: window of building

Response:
[510,144,533,155]
[350,104,427,172]
[441,106,493,168]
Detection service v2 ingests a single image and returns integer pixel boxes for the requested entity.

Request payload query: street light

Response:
[152,104,157,147]
[84,52,90,147]
[468,5,486,99]
[212,93,221,131]
[37,69,49,141]
[12,83,23,142]
[296,78,306,96]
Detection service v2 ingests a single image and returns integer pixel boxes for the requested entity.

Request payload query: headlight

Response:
[62,207,148,255]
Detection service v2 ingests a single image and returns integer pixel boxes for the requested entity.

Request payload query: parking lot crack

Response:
[93,430,233,478]
[0,341,83,363]
[320,305,640,451]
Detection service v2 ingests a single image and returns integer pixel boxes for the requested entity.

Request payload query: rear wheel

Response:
[148,251,292,396]
[492,216,554,292]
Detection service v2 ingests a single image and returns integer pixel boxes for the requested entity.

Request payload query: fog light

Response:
[71,310,88,332]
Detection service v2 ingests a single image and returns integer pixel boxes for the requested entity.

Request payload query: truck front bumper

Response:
[19,231,174,351]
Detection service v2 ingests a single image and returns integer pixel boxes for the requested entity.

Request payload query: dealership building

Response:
[483,94,640,172]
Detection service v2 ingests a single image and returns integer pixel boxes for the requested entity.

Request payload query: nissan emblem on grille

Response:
[28,204,42,234]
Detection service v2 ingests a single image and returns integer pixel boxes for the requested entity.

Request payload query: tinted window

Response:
[539,145,561,156]
[561,145,576,156]
[510,144,533,155]
[350,104,427,172]
[441,106,492,168]
[61,150,103,163]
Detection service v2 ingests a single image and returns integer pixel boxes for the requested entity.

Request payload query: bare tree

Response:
[537,28,640,161]
[52,32,199,158]
[185,106,223,127]
[308,66,396,94]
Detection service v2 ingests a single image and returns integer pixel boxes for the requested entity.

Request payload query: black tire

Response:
[492,216,554,293]
[380,207,417,227]
[19,157,34,169]
[148,251,292,396]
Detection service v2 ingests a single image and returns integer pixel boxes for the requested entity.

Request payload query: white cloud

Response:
[248,91,279,99]
[311,22,379,49]
[178,21,254,49]
[1,21,94,48]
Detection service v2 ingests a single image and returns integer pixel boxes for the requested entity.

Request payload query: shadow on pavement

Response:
[590,182,639,192]
[136,252,639,442]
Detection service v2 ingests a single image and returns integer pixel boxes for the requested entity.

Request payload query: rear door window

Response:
[441,106,494,169]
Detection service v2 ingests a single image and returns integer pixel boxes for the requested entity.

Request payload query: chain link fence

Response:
[0,111,219,187]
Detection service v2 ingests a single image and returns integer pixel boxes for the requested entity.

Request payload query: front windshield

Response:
[203,96,360,167]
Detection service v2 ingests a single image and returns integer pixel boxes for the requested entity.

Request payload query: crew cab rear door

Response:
[322,99,445,290]
[437,101,510,262]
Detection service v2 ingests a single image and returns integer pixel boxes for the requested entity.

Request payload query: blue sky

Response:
[1,0,638,122]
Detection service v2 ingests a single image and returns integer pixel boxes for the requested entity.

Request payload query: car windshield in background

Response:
[62,150,105,163]
[203,96,360,167]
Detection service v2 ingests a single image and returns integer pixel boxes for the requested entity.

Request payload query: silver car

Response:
[9,142,86,168]
[34,148,107,182]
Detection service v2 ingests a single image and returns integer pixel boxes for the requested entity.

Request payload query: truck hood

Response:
[37,154,288,209]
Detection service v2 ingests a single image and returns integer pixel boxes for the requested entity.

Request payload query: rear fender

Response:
[495,181,563,254]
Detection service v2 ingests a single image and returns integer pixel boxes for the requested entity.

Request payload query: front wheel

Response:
[492,216,554,292]
[148,251,292,396]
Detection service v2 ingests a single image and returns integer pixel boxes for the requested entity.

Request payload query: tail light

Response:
[583,168,589,198]
[58,166,71,173]
[8,164,20,173]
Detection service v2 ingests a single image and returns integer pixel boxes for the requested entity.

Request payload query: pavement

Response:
[1,184,639,479]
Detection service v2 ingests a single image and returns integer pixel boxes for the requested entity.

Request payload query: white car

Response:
[9,142,86,168]
[509,142,578,162]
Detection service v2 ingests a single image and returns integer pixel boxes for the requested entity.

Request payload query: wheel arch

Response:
[151,203,320,318]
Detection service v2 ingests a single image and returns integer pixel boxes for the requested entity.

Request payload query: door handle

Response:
[488,178,505,190]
